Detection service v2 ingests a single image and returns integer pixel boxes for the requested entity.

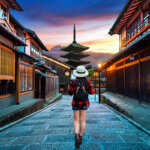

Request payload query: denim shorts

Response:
[72,105,89,111]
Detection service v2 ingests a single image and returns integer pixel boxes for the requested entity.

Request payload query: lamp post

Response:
[98,63,101,103]
[93,72,97,101]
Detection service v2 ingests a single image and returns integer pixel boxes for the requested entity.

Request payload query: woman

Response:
[68,65,94,147]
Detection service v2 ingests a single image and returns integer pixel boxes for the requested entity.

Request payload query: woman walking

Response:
[68,65,94,148]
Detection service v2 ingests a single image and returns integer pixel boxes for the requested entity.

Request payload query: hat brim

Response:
[73,69,89,77]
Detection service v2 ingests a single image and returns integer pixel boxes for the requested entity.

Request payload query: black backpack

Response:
[73,79,88,102]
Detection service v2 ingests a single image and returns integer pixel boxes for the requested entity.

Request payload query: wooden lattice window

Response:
[20,63,33,92]
[31,42,40,58]
[0,45,15,81]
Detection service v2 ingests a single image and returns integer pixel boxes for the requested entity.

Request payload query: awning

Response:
[0,41,39,63]
[35,63,57,74]
[35,71,50,77]
[19,52,39,62]
[0,24,26,46]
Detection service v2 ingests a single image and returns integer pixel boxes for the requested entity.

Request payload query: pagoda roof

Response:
[60,51,89,59]
[61,41,89,52]
[65,58,90,66]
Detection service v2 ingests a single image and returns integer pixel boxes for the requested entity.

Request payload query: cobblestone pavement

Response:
[0,95,150,150]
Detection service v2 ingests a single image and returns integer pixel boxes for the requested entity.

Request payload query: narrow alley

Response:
[0,95,150,150]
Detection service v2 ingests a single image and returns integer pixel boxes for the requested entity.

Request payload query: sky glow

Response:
[12,0,127,53]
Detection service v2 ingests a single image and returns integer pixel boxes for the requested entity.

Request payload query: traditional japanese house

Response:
[9,15,41,105]
[0,0,29,109]
[24,28,59,102]
[0,0,61,126]
[42,52,71,94]
[60,24,90,68]
[103,0,150,103]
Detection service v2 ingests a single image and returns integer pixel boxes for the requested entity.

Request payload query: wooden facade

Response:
[0,0,60,109]
[104,0,150,103]
[0,0,26,105]
[42,54,71,94]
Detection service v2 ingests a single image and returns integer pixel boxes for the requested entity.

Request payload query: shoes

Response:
[75,134,80,148]
[79,135,82,145]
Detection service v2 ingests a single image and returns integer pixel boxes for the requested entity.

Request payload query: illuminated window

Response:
[0,45,15,96]
[0,45,15,80]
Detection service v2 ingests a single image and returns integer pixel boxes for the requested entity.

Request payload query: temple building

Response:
[102,0,150,103]
[61,25,90,68]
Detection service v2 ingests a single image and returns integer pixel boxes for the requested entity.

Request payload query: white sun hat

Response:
[73,65,89,78]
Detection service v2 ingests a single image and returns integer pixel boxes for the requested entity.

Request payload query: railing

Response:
[122,14,150,46]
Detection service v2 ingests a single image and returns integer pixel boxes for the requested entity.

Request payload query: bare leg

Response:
[73,110,80,134]
[79,110,87,136]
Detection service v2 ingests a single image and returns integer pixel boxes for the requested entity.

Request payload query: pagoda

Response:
[60,24,90,68]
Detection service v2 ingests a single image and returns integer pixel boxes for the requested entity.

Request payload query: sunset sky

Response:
[11,0,127,53]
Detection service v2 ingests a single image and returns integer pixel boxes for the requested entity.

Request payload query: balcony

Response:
[121,14,150,48]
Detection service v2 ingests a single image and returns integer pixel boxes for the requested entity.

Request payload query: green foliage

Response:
[86,65,92,70]
[88,70,94,77]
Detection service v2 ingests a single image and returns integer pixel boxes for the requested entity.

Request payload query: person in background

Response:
[68,65,94,148]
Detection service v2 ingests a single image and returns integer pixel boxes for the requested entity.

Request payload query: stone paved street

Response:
[0,95,150,150]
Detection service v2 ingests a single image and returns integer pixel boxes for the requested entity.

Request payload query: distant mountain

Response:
[43,45,114,67]
[83,51,114,67]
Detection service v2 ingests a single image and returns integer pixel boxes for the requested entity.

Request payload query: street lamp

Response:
[98,63,101,103]
[93,72,97,101]
[98,63,101,68]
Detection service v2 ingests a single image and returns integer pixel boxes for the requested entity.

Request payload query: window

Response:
[0,3,7,18]
[127,17,141,41]
[36,47,39,55]
[20,63,33,92]
[0,45,15,80]
[144,10,149,27]
[31,42,40,57]
[0,45,15,96]
[31,43,34,52]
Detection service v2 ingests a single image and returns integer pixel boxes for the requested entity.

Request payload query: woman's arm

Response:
[68,80,75,95]
[87,80,94,94]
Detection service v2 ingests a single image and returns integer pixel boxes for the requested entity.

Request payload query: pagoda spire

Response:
[73,24,76,43]
[61,24,90,68]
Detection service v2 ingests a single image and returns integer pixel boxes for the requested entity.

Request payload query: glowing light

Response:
[98,63,102,69]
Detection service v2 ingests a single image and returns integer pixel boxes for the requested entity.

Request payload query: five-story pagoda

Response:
[60,25,90,68]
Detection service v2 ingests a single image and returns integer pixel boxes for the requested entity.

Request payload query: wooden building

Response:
[23,28,59,102]
[0,0,59,110]
[0,0,28,109]
[42,52,71,94]
[103,0,150,103]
